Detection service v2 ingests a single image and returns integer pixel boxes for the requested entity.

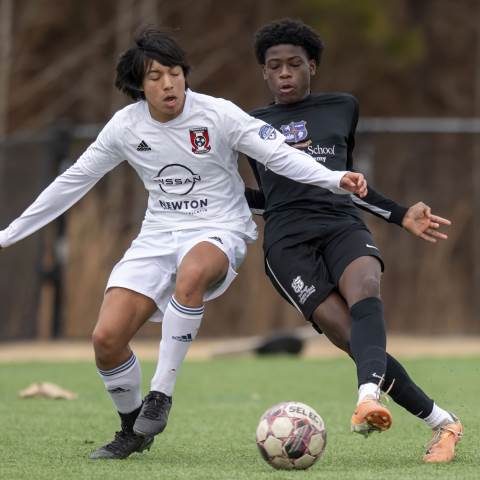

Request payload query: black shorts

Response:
[264,222,384,321]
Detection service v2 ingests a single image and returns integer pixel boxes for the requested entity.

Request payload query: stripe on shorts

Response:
[265,258,302,314]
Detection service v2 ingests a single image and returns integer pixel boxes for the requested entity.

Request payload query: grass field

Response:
[0,356,478,480]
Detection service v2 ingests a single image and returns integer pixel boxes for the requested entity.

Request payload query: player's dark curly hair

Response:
[115,27,190,100]
[254,18,324,66]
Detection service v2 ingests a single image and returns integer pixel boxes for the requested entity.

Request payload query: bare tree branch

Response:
[0,0,13,139]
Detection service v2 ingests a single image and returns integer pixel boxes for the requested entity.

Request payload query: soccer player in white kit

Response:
[0,28,367,459]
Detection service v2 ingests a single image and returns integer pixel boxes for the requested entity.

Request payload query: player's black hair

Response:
[115,27,190,100]
[254,18,324,66]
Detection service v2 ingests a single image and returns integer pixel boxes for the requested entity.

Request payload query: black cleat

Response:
[133,391,172,437]
[89,430,154,459]
[89,405,154,460]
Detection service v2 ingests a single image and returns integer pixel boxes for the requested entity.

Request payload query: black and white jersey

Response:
[247,93,407,250]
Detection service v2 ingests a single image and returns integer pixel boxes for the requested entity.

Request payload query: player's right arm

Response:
[221,101,367,197]
[0,116,124,249]
[244,156,266,215]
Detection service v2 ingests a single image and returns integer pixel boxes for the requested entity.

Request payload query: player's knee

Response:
[92,327,121,359]
[353,275,381,302]
[175,265,210,303]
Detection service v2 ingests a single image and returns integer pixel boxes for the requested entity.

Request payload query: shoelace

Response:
[143,393,170,420]
[425,423,463,454]
[364,374,395,405]
[358,375,395,436]
[378,377,395,405]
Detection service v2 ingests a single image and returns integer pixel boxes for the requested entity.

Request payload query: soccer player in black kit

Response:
[246,18,463,463]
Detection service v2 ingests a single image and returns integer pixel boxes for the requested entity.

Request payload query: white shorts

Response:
[106,228,248,322]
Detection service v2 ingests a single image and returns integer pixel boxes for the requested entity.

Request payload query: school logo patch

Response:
[190,127,211,154]
[258,124,277,140]
[291,275,316,305]
[280,120,308,143]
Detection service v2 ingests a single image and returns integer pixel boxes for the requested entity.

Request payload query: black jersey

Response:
[247,93,407,251]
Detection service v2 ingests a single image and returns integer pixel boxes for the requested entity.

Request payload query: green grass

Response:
[0,357,479,480]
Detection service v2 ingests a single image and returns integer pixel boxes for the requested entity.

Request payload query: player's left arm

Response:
[346,96,450,243]
[352,188,451,242]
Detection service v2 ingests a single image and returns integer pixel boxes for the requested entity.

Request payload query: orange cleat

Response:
[423,414,463,463]
[351,397,393,437]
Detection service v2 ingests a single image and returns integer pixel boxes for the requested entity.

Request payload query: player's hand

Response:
[402,201,451,243]
[340,172,367,198]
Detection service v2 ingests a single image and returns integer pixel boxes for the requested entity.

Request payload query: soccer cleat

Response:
[89,430,154,460]
[133,390,172,437]
[351,396,393,437]
[423,414,463,463]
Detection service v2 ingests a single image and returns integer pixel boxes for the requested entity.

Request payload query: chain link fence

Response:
[1,119,479,340]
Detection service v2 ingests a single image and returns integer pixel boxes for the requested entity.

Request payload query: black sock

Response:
[384,353,434,419]
[350,297,386,387]
[119,405,142,432]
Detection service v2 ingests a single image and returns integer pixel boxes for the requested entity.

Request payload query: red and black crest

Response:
[189,127,211,154]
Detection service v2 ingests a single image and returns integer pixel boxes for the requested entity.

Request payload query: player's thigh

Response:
[323,226,384,302]
[177,241,230,290]
[93,287,157,347]
[265,240,335,320]
[176,230,247,293]
[311,291,352,354]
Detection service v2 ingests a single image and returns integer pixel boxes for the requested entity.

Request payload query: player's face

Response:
[143,60,186,122]
[263,44,316,104]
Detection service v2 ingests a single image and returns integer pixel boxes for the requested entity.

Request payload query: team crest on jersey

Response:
[259,124,277,140]
[190,127,211,154]
[280,120,308,144]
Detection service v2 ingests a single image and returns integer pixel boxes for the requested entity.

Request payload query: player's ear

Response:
[262,65,268,80]
[309,60,316,76]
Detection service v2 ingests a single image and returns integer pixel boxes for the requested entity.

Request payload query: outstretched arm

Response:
[0,115,123,249]
[248,138,367,197]
[223,101,367,197]
[0,165,101,248]
[351,187,450,243]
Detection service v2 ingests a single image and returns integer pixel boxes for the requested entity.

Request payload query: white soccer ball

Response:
[256,401,327,470]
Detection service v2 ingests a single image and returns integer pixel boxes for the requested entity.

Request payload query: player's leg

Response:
[135,232,246,437]
[89,287,157,459]
[320,225,391,434]
[312,291,463,462]
[338,255,387,386]
[313,291,434,417]
[337,254,394,434]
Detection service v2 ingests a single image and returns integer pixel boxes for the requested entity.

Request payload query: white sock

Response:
[423,403,454,429]
[358,382,380,404]
[98,352,142,414]
[150,296,204,396]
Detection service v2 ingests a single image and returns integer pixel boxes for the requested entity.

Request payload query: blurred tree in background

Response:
[1,0,479,339]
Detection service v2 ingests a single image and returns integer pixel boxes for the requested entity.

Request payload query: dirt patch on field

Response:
[1,334,479,363]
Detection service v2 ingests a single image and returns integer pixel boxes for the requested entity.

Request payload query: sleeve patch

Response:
[259,124,277,140]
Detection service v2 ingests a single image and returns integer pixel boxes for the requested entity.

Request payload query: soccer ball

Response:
[256,401,327,470]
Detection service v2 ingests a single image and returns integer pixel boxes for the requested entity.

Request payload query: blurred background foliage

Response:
[1,0,479,339]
